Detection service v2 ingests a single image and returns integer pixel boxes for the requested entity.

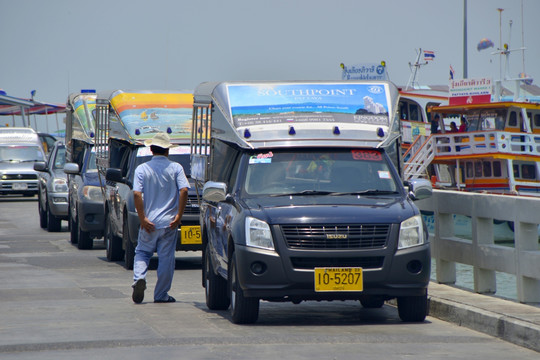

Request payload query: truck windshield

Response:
[244,149,398,196]
[0,145,45,162]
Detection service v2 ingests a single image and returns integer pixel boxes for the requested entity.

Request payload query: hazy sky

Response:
[1,0,539,110]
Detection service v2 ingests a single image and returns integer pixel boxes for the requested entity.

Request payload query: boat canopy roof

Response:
[96,90,193,145]
[193,80,401,149]
[431,101,540,115]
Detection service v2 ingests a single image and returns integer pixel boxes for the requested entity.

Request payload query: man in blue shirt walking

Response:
[131,132,190,304]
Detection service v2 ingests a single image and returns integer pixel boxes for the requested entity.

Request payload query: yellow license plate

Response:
[314,267,363,292]
[180,226,202,244]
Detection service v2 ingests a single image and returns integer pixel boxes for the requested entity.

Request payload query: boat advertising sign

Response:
[449,77,492,105]
[226,82,390,128]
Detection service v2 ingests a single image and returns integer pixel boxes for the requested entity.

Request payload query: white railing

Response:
[416,190,540,303]
[403,131,540,181]
[432,131,540,157]
[403,135,434,180]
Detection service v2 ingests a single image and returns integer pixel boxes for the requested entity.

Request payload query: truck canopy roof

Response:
[193,81,400,149]
[66,92,97,144]
[0,127,40,145]
[96,90,193,145]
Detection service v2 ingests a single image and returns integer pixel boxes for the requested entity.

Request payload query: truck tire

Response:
[105,216,124,261]
[77,224,93,250]
[397,294,428,322]
[123,219,135,270]
[204,243,229,310]
[69,211,78,244]
[47,203,62,232]
[38,194,47,229]
[229,250,259,324]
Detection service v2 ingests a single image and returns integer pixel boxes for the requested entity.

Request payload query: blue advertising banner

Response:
[227,83,389,128]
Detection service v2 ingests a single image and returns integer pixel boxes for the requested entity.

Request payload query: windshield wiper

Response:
[330,190,399,196]
[270,190,333,197]
[21,159,42,162]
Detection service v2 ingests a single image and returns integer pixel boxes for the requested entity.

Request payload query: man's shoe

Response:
[132,279,146,304]
[154,295,176,303]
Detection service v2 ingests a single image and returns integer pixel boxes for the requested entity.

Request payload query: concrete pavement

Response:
[423,282,540,352]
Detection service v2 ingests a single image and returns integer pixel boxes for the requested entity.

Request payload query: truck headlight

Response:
[53,178,68,192]
[398,215,425,249]
[245,217,274,250]
[82,186,104,201]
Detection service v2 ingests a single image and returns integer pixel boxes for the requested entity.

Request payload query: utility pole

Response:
[463,0,468,78]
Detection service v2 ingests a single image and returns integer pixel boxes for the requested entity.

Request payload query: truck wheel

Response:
[69,211,78,244]
[123,220,134,270]
[360,297,385,308]
[77,224,93,250]
[204,243,229,310]
[105,216,124,261]
[397,294,428,322]
[229,251,259,324]
[38,194,47,229]
[47,203,62,232]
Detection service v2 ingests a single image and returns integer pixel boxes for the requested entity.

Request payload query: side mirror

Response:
[106,168,123,182]
[63,162,80,175]
[106,168,132,188]
[202,181,228,203]
[405,178,432,201]
[33,161,47,172]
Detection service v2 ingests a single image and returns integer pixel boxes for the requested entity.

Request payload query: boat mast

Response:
[406,48,426,90]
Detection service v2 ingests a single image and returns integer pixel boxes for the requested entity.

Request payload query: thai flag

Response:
[424,50,435,61]
[449,65,455,80]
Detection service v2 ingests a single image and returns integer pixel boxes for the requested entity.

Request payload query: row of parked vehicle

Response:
[31,90,202,270]
[8,82,435,324]
[33,139,104,251]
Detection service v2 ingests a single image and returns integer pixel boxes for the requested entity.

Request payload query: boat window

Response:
[474,161,482,177]
[508,111,519,129]
[409,104,419,121]
[495,113,506,130]
[513,164,520,178]
[466,162,473,178]
[483,161,492,177]
[522,165,536,180]
[482,117,496,130]
[425,102,441,122]
[493,161,502,177]
[399,101,409,120]
[534,113,540,129]
[466,113,480,131]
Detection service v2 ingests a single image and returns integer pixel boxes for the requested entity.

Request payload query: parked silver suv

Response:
[34,142,68,231]
[0,127,46,197]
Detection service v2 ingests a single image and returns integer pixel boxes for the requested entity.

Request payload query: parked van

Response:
[0,127,46,196]
[191,81,433,324]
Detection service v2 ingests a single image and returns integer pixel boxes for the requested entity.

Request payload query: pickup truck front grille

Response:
[184,194,200,215]
[1,174,38,180]
[281,224,390,249]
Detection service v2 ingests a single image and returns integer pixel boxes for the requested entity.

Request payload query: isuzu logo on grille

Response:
[326,234,347,239]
